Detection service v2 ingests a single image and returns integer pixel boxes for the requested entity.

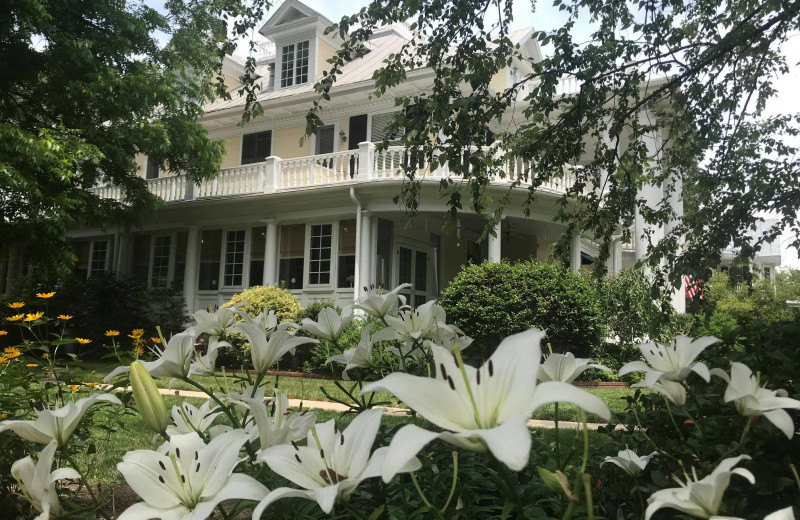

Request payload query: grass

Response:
[79,361,634,423]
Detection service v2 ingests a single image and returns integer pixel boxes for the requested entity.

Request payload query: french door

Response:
[396,243,431,307]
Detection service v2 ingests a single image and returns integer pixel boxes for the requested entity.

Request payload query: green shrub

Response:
[7,273,186,353]
[440,261,606,359]
[220,285,302,323]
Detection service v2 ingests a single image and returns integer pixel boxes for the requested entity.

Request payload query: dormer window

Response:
[280,40,309,87]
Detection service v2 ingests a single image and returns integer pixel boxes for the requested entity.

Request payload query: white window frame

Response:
[304,222,336,289]
[279,39,311,88]
[220,228,249,289]
[148,233,178,288]
[88,239,111,279]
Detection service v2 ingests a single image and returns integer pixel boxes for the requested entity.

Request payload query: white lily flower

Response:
[384,300,437,343]
[765,507,796,520]
[0,393,121,447]
[352,283,410,318]
[191,305,241,340]
[237,325,318,376]
[538,352,611,384]
[166,400,222,437]
[117,430,268,520]
[104,332,196,382]
[618,336,718,388]
[231,309,298,338]
[645,455,754,520]
[632,379,687,406]
[253,408,421,516]
[11,441,80,520]
[326,325,377,380]
[362,328,611,479]
[602,448,656,477]
[188,338,229,377]
[301,307,354,343]
[710,362,800,438]
[243,389,316,453]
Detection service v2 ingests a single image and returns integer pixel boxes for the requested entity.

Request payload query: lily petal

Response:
[531,381,611,421]
[380,424,440,483]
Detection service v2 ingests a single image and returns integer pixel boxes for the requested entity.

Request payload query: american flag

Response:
[684,275,704,299]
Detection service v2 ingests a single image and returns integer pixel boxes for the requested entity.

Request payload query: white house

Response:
[2,0,693,312]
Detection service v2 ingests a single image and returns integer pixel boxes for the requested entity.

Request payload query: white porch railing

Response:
[89,142,580,202]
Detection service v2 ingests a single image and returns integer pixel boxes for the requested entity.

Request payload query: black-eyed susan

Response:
[70,384,79,392]
[128,328,145,339]
[6,314,24,322]
[36,291,56,299]
[0,330,7,336]
[7,302,24,309]
[105,330,120,337]
[150,337,162,344]
[58,314,73,321]
[26,363,38,368]
[24,311,44,322]
[41,353,49,359]
[75,338,92,345]
[4,347,22,359]
[133,345,144,357]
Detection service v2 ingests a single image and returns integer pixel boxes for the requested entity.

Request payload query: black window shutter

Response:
[348,115,367,150]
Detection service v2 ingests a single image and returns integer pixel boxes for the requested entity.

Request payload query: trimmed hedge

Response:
[440,261,606,359]
[220,285,301,323]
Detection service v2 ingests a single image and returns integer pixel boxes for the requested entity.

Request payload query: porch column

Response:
[263,220,279,286]
[635,113,666,261]
[358,211,372,294]
[570,232,582,272]
[610,236,623,276]
[183,226,200,314]
[488,219,501,263]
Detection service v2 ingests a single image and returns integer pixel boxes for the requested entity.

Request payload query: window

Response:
[241,131,272,165]
[309,224,332,285]
[315,125,335,155]
[223,230,246,287]
[280,40,309,88]
[146,158,160,179]
[174,232,188,288]
[89,240,109,278]
[337,220,356,288]
[151,236,171,287]
[198,230,222,290]
[250,227,266,286]
[763,266,771,280]
[130,236,151,283]
[279,224,305,289]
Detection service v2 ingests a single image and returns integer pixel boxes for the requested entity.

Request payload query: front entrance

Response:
[396,242,431,307]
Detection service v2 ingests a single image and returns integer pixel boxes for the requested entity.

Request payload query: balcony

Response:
[89,143,577,203]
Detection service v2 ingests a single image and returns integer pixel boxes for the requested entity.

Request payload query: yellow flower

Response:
[24,311,44,322]
[7,302,24,309]
[75,338,91,345]
[26,363,38,368]
[85,382,100,387]
[0,413,7,419]
[6,314,24,322]
[70,384,79,392]
[58,314,73,321]
[128,329,145,339]
[36,292,56,299]
[41,353,49,359]
[0,356,8,365]
[0,330,7,336]
[105,330,120,337]
[150,337,162,344]
[3,347,21,359]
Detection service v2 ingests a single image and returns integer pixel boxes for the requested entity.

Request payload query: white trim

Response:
[220,228,248,289]
[276,37,315,90]
[304,221,336,289]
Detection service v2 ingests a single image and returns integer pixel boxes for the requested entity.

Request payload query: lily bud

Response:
[130,361,168,435]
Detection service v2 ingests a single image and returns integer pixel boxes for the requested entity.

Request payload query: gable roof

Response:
[259,0,334,38]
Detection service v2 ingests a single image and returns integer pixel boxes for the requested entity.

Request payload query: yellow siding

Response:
[273,126,310,158]
[219,136,241,168]
[223,74,242,91]
[317,39,338,81]
[338,117,350,150]
[134,153,147,179]
[489,68,507,93]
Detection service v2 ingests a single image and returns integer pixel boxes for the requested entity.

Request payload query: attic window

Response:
[281,40,309,87]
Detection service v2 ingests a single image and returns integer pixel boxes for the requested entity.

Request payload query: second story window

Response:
[281,40,309,88]
[241,131,272,165]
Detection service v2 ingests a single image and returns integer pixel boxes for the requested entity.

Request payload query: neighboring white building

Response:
[719,218,783,282]
[1,0,684,312]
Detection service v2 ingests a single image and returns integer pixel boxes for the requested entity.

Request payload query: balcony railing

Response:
[89,143,578,203]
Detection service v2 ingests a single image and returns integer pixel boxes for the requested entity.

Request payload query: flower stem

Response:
[582,474,594,520]
[555,402,561,469]
[664,399,686,441]
[65,453,112,520]
[410,472,445,520]
[442,451,459,513]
